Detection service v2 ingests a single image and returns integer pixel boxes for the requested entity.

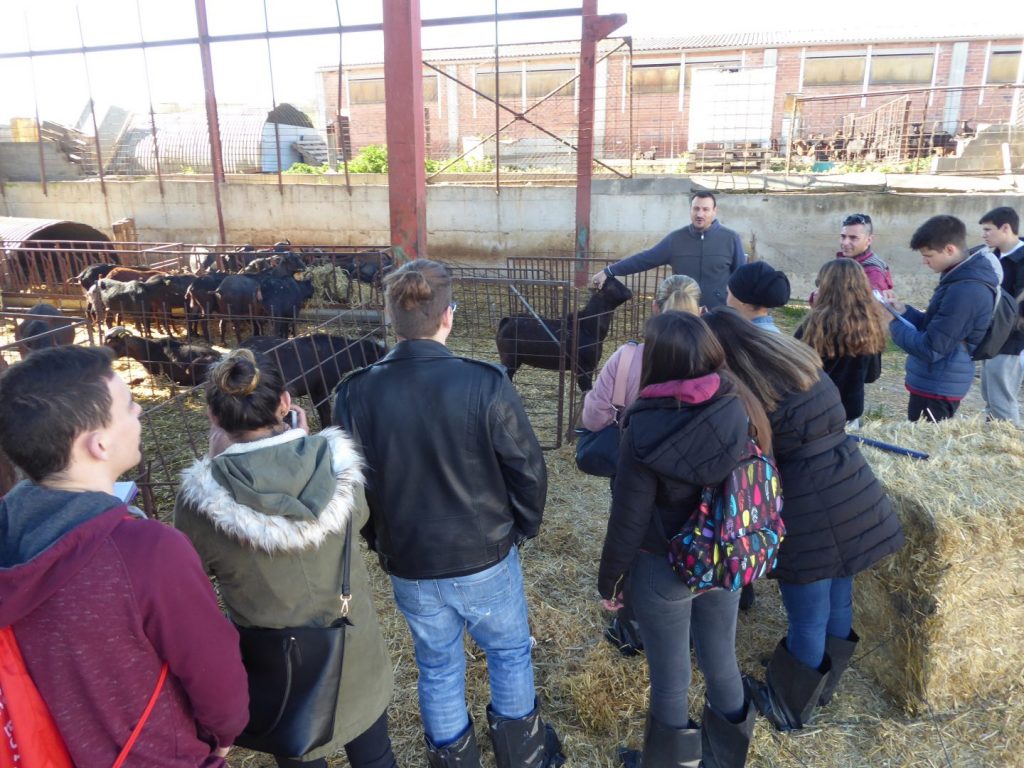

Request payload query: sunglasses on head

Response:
[843,213,872,226]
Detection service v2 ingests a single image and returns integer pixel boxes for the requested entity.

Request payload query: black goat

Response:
[495,276,633,391]
[14,304,75,358]
[104,327,219,386]
[241,334,386,427]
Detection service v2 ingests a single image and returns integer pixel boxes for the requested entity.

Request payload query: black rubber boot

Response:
[487,700,566,768]
[425,717,482,768]
[818,630,859,706]
[617,715,701,768]
[738,583,755,611]
[747,639,831,732]
[700,698,756,768]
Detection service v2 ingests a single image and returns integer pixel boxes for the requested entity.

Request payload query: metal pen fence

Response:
[785,84,1024,174]
[132,309,388,521]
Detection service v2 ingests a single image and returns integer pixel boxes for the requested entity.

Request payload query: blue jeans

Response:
[390,547,536,746]
[628,552,745,727]
[778,577,854,669]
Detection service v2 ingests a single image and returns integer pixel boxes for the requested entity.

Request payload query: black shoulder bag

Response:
[234,522,354,758]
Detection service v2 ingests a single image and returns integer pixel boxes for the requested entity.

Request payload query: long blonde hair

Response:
[655,274,701,314]
[799,259,886,358]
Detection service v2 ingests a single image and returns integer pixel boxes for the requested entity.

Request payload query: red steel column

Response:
[574,1,625,286]
[383,0,427,261]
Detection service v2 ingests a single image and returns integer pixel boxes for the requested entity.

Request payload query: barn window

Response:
[423,74,439,104]
[803,56,866,86]
[988,50,1022,84]
[526,66,576,99]
[869,54,934,85]
[350,77,385,105]
[685,59,742,87]
[476,70,521,102]
[632,63,680,94]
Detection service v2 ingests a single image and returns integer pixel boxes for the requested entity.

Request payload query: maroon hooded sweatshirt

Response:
[0,481,249,767]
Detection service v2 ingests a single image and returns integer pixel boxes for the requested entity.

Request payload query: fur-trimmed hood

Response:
[177,426,363,554]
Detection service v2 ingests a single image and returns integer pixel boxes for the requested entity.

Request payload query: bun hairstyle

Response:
[384,259,453,340]
[655,274,701,314]
[206,348,286,433]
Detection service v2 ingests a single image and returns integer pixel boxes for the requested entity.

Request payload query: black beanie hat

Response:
[728,261,791,308]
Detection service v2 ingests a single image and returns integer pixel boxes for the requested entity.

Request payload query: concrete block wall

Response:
[2,176,1021,304]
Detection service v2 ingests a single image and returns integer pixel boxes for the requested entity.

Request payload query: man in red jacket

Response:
[0,346,249,767]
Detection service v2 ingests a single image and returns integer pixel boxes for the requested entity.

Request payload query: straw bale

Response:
[853,416,1024,714]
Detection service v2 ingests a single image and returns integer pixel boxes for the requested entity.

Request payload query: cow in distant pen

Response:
[495,276,633,391]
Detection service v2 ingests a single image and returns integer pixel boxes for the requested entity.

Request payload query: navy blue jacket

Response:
[890,252,998,399]
[608,220,746,308]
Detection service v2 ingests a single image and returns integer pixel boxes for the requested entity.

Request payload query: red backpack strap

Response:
[111,662,169,768]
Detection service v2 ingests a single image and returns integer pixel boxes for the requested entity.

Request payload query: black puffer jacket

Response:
[334,339,547,580]
[770,373,904,583]
[597,377,751,598]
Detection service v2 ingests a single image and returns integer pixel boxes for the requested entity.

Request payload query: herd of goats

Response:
[6,241,640,426]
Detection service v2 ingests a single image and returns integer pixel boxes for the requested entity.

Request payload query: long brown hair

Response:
[641,312,772,454]
[799,259,887,359]
[704,307,821,413]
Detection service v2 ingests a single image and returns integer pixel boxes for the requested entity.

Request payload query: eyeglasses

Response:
[843,213,872,226]
[449,301,458,314]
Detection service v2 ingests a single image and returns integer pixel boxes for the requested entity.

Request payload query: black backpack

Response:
[969,282,1022,361]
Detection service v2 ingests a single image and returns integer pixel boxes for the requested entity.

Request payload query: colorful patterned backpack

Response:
[665,440,785,592]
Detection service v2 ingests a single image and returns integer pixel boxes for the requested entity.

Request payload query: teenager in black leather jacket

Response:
[334,259,562,768]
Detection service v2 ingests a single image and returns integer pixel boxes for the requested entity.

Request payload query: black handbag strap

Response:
[339,519,353,619]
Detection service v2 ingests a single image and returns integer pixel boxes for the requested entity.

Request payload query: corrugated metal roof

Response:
[0,217,109,247]
[334,27,1022,68]
[111,103,317,174]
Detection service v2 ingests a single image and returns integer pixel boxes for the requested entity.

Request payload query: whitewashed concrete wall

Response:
[2,176,1021,302]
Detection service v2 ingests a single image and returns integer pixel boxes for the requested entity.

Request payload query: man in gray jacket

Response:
[590,190,746,308]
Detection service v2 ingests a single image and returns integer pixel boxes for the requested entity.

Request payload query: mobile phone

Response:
[285,410,299,429]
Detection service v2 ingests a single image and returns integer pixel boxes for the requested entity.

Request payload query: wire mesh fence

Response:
[132,309,388,521]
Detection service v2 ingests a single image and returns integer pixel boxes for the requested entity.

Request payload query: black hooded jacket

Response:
[597,379,751,598]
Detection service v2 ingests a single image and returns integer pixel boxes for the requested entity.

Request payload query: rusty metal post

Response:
[261,0,284,194]
[23,14,48,197]
[76,8,107,197]
[786,96,798,175]
[574,2,625,287]
[194,0,228,244]
[383,0,427,261]
[135,0,164,196]
[493,0,500,194]
[333,0,352,194]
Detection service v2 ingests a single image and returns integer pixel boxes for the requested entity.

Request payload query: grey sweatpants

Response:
[628,552,745,727]
[981,353,1023,426]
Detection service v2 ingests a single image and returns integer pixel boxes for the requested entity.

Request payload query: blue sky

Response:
[0,0,1018,126]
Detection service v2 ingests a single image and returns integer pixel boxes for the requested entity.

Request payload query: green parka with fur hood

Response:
[173,426,393,760]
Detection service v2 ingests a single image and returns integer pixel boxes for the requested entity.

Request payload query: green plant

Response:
[347,144,389,173]
[284,162,330,174]
[180,165,195,175]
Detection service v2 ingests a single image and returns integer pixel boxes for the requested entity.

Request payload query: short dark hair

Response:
[910,215,967,253]
[206,348,287,434]
[0,346,115,482]
[689,190,717,207]
[842,213,874,234]
[979,206,1020,235]
[384,260,453,339]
